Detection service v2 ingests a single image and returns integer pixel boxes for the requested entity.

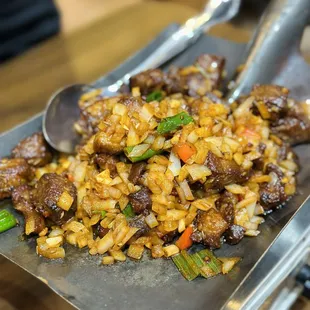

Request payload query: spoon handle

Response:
[104,0,240,91]
[226,0,310,103]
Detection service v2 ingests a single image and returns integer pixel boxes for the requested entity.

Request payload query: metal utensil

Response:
[43,0,240,154]
[226,0,310,102]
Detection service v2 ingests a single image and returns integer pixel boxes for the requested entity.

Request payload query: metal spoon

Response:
[43,0,240,153]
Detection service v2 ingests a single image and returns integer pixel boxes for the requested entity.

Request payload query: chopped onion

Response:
[140,105,154,122]
[178,180,194,200]
[109,250,126,262]
[102,256,115,265]
[280,160,298,172]
[168,151,181,176]
[113,103,128,116]
[250,215,265,225]
[246,201,256,218]
[46,236,63,247]
[144,135,155,144]
[165,209,188,221]
[127,244,144,260]
[254,204,265,215]
[145,212,159,228]
[127,144,150,157]
[187,131,199,144]
[74,161,88,183]
[127,126,140,146]
[152,136,165,151]
[178,218,186,233]
[186,164,212,181]
[225,184,246,195]
[96,169,113,185]
[57,191,74,211]
[163,244,180,257]
[245,229,260,237]
[233,96,254,118]
[97,231,114,254]
[243,221,258,230]
[218,257,241,274]
[67,221,87,233]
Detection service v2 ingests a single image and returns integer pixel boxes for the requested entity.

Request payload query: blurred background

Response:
[0,0,310,309]
[0,0,271,63]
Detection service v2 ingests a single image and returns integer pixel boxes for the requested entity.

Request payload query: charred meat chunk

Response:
[215,190,237,225]
[94,154,118,178]
[78,99,111,136]
[11,132,52,167]
[118,96,144,113]
[259,182,287,210]
[185,72,212,98]
[191,209,228,248]
[195,54,225,90]
[204,151,250,190]
[225,225,245,245]
[265,163,284,179]
[128,186,152,215]
[33,173,77,225]
[259,162,288,210]
[165,55,225,97]
[0,158,33,199]
[162,230,178,243]
[271,101,310,145]
[253,143,267,170]
[165,68,212,98]
[128,162,147,185]
[276,143,299,168]
[93,131,125,155]
[128,214,150,238]
[129,54,225,97]
[251,84,289,121]
[95,224,109,239]
[12,185,45,235]
[129,69,166,96]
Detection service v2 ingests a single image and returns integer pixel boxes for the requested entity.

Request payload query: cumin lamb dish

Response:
[1,54,309,281]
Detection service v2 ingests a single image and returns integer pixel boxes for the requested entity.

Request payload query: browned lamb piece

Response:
[11,132,52,167]
[215,190,238,225]
[259,163,288,210]
[129,54,225,97]
[271,100,310,145]
[129,69,166,96]
[32,173,77,225]
[191,208,228,248]
[128,186,152,215]
[128,162,147,185]
[165,55,225,97]
[251,84,289,121]
[225,225,245,245]
[195,54,225,90]
[94,153,119,178]
[12,185,45,235]
[204,151,250,190]
[93,131,125,155]
[0,158,34,199]
[128,214,150,239]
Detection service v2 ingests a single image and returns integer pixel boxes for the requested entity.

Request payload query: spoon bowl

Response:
[43,84,89,153]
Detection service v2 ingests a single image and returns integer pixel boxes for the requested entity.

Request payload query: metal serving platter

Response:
[1,26,310,310]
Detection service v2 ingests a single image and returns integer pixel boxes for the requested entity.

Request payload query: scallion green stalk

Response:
[198,249,222,274]
[157,112,194,134]
[172,253,199,281]
[122,203,135,218]
[0,210,17,233]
